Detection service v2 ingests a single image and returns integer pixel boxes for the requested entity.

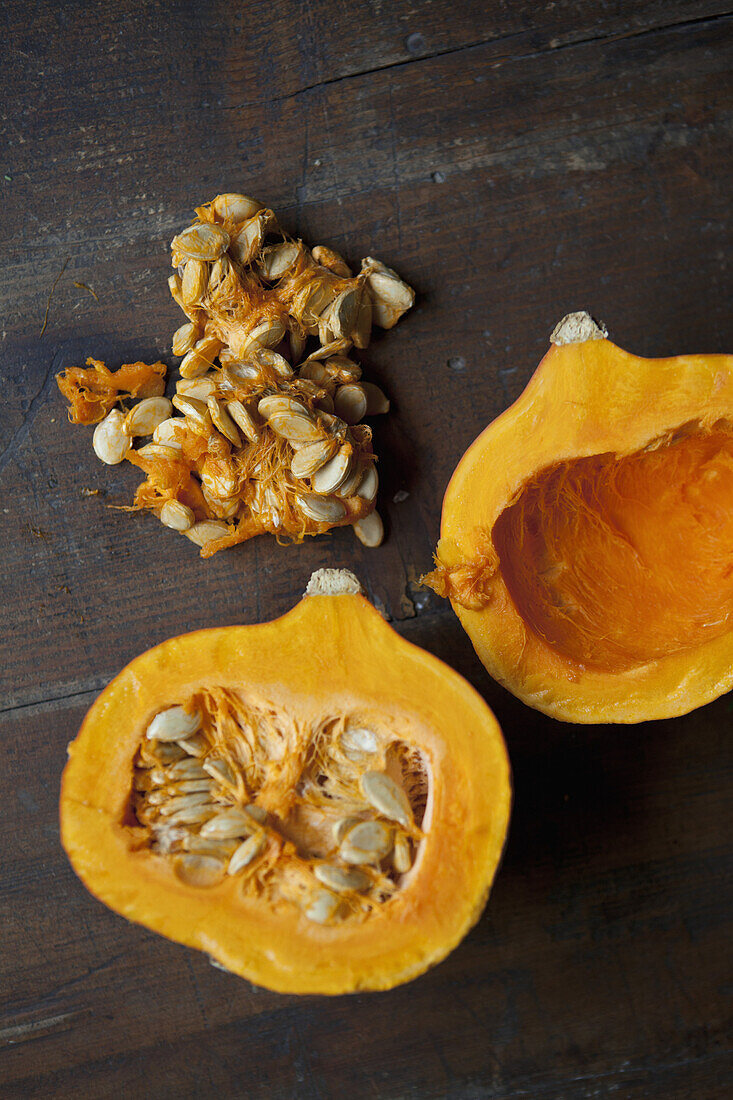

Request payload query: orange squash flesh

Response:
[60,576,510,994]
[428,315,733,723]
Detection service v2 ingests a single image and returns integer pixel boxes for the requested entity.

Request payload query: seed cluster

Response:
[133,692,427,924]
[56,192,414,556]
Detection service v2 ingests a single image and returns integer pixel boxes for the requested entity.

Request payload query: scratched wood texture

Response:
[1,1,732,1097]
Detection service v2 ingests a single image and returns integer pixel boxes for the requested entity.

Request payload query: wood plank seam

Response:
[220,10,733,116]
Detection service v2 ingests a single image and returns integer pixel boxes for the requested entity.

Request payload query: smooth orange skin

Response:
[436,337,733,723]
[60,591,510,994]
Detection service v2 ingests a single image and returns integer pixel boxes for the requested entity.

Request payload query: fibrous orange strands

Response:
[422,532,499,611]
[56,358,167,425]
[125,450,208,519]
[492,427,733,671]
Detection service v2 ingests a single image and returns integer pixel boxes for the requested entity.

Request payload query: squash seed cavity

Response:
[131,688,429,923]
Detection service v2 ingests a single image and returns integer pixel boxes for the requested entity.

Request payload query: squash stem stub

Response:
[550,311,608,346]
[304,568,364,597]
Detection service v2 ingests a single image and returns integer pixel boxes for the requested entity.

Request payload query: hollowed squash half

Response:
[426,313,733,723]
[60,571,510,994]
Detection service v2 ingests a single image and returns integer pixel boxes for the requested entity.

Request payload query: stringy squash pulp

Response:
[60,572,510,994]
[426,313,733,723]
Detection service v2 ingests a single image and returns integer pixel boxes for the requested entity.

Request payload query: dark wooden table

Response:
[1,2,732,1096]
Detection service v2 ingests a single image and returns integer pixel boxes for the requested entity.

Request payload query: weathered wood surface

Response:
[1,1,731,1096]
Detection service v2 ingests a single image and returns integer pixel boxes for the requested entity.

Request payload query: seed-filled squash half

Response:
[60,570,510,994]
[425,312,733,724]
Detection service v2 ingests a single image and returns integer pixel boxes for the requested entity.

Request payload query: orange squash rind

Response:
[427,313,733,723]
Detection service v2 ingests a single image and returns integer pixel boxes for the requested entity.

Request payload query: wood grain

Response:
[1,0,731,1096]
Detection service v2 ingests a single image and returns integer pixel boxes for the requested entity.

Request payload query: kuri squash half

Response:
[425,312,733,724]
[60,570,510,994]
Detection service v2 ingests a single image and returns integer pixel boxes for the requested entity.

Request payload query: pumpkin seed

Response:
[172,222,230,262]
[167,778,213,795]
[208,255,230,290]
[334,384,367,425]
[160,499,195,531]
[175,376,217,400]
[361,771,412,827]
[332,816,362,845]
[290,438,337,479]
[336,466,362,499]
[229,211,268,265]
[253,347,293,378]
[361,382,390,415]
[352,284,373,349]
[362,257,415,327]
[200,462,236,501]
[312,245,352,277]
[123,397,173,437]
[259,242,300,279]
[159,791,214,816]
[212,192,263,223]
[269,412,322,445]
[166,804,218,827]
[392,832,412,874]
[227,833,265,875]
[168,759,209,780]
[182,835,238,858]
[168,272,183,304]
[304,888,344,924]
[203,490,241,520]
[290,328,306,364]
[180,336,222,379]
[147,706,201,742]
[207,397,241,446]
[311,445,353,494]
[356,465,378,502]
[299,361,331,387]
[173,853,226,888]
[296,493,347,523]
[247,317,286,350]
[176,732,208,756]
[172,322,199,356]
[142,742,187,767]
[172,394,210,426]
[202,758,238,791]
[328,287,360,339]
[226,400,260,443]
[314,864,370,893]
[185,520,231,547]
[339,820,393,864]
[173,734,205,761]
[200,807,255,840]
[354,510,384,548]
[325,356,362,384]
[136,442,182,461]
[181,259,208,305]
[257,394,309,420]
[294,278,337,325]
[153,418,186,449]
[225,363,262,386]
[93,410,131,465]
[316,410,346,435]
[341,727,378,755]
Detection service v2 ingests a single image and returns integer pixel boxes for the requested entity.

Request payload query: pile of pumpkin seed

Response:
[91,192,415,554]
[133,694,424,924]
